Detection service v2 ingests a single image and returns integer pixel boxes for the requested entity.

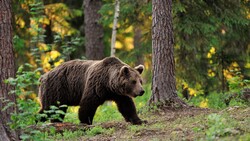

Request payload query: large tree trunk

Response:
[0,0,19,140]
[84,0,105,60]
[149,0,187,107]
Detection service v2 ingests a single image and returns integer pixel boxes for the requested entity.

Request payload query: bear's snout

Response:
[139,90,145,96]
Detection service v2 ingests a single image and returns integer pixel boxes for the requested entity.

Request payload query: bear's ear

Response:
[135,65,144,74]
[120,66,130,76]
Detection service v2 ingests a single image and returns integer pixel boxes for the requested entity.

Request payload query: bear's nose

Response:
[139,90,145,96]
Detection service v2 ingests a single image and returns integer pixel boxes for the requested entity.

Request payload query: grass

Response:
[18,84,249,141]
[48,84,250,141]
[47,105,250,141]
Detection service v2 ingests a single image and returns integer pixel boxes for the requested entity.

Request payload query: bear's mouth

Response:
[136,90,145,97]
[125,93,137,98]
[133,94,138,98]
[130,93,144,98]
[125,90,145,98]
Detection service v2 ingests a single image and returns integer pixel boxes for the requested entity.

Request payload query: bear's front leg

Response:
[114,96,147,125]
[78,95,100,125]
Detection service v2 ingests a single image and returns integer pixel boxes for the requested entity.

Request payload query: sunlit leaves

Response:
[223,62,242,80]
[45,3,78,36]
[14,0,83,75]
[199,98,208,108]
[207,47,216,59]
[41,50,64,72]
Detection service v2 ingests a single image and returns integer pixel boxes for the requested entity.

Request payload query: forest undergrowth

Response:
[44,105,250,141]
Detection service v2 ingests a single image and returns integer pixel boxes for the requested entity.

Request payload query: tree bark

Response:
[149,0,187,107]
[84,0,105,60]
[134,26,144,65]
[0,0,19,140]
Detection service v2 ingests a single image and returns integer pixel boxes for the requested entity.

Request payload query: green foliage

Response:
[19,130,44,141]
[187,95,204,107]
[128,124,146,133]
[227,71,249,93]
[224,72,250,106]
[5,64,41,97]
[4,64,45,140]
[99,0,151,27]
[10,99,38,128]
[205,113,239,140]
[85,126,107,136]
[42,104,67,122]
[52,130,84,140]
[98,2,113,27]
[228,99,247,107]
[64,107,80,124]
[174,0,250,94]
[185,70,249,109]
[94,103,123,123]
[54,34,83,61]
[14,0,83,70]
[13,35,26,55]
[206,93,226,109]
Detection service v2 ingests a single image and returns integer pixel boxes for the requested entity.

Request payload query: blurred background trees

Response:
[84,0,105,60]
[11,0,250,106]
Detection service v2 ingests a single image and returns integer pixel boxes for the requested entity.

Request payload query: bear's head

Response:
[117,64,145,98]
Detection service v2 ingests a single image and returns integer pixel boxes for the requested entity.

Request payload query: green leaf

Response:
[20,134,31,140]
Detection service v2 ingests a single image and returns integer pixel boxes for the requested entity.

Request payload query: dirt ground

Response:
[45,106,249,141]
[79,107,218,141]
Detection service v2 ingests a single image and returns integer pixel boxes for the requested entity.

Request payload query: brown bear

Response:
[38,57,146,125]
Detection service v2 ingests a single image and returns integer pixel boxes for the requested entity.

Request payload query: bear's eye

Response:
[131,80,137,84]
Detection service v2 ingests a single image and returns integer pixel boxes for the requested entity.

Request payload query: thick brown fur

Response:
[38,57,146,125]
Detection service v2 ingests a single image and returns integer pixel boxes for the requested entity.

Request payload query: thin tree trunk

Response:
[84,0,105,60]
[134,26,144,65]
[221,50,226,94]
[110,0,120,57]
[0,0,19,140]
[149,0,187,107]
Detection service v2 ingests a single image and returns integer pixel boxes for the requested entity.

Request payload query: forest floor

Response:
[49,106,250,141]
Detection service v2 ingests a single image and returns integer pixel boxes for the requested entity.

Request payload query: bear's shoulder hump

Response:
[102,57,122,65]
